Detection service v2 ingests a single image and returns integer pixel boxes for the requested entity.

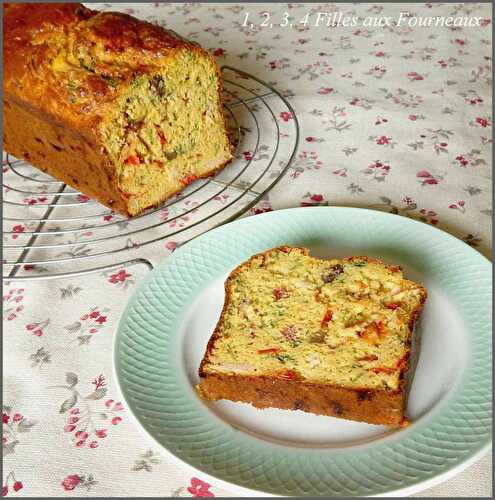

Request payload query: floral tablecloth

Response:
[3,2,492,497]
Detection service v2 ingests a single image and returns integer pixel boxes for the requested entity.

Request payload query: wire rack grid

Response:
[3,66,299,281]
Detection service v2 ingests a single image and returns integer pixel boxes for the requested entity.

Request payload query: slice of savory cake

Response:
[198,246,427,426]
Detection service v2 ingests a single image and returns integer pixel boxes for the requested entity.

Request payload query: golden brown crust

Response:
[4,3,199,128]
[197,247,427,426]
[198,373,405,425]
[3,97,128,213]
[3,3,231,217]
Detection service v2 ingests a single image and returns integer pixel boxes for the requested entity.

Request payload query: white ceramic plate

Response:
[115,207,492,497]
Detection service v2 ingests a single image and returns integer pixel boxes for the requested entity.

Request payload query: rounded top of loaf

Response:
[3,3,205,130]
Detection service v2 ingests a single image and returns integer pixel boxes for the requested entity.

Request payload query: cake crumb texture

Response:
[198,246,427,425]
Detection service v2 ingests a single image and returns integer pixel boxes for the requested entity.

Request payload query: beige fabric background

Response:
[3,2,492,497]
[413,453,492,497]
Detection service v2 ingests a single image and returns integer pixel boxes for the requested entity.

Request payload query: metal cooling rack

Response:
[3,66,299,281]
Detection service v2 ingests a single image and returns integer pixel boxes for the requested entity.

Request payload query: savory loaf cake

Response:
[198,246,427,426]
[3,3,232,216]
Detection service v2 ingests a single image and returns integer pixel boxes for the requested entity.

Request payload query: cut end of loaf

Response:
[99,48,232,216]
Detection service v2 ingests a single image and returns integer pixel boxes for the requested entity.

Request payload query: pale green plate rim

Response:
[115,207,492,497]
